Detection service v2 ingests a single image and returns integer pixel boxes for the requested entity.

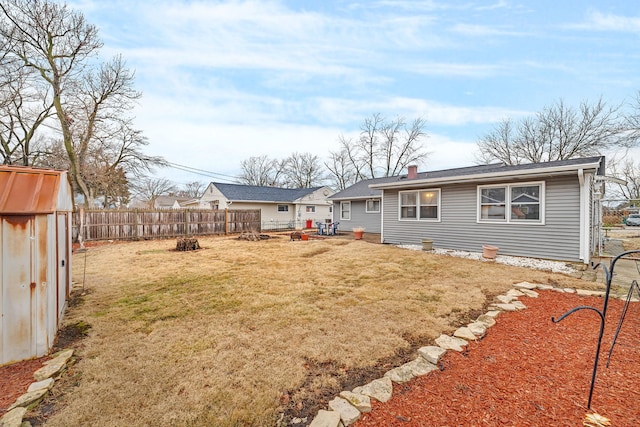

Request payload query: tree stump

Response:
[176,237,200,251]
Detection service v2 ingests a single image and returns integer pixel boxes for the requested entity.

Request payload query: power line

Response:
[164,161,239,182]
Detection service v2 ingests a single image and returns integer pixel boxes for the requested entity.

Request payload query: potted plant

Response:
[482,245,499,259]
[353,226,365,240]
[421,239,433,251]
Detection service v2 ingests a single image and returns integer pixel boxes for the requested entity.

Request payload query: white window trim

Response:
[277,204,289,213]
[340,201,351,220]
[398,188,441,222]
[477,181,545,224]
[365,199,381,213]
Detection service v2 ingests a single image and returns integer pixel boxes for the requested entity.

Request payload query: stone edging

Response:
[0,349,74,427]
[303,282,609,427]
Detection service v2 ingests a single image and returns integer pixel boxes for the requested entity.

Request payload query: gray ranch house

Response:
[195,182,335,230]
[334,157,606,264]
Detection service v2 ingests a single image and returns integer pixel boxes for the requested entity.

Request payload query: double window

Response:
[305,206,315,213]
[399,189,440,221]
[277,204,289,212]
[478,182,543,223]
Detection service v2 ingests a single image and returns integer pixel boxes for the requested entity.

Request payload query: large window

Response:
[399,189,440,221]
[366,199,380,213]
[478,182,543,223]
[277,204,289,212]
[305,206,315,213]
[340,201,351,220]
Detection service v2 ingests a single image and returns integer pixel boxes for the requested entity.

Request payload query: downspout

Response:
[577,169,589,264]
[380,191,385,243]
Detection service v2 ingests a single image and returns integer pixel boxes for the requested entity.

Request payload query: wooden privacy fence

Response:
[72,209,261,242]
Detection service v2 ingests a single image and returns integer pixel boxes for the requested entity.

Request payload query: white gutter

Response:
[369,161,602,190]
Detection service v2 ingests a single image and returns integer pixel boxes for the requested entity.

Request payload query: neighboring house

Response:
[154,195,191,209]
[329,176,401,233]
[198,182,335,230]
[335,157,605,264]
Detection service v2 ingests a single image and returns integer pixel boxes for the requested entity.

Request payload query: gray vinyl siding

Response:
[333,200,382,233]
[381,176,583,262]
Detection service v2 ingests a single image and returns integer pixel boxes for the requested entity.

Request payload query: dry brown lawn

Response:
[39,235,590,426]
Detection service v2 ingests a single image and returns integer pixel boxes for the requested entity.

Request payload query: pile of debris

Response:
[237,231,271,241]
[176,237,201,251]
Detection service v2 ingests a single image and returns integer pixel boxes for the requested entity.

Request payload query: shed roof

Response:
[0,165,72,214]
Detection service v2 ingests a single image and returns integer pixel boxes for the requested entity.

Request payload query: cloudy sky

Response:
[71,0,640,185]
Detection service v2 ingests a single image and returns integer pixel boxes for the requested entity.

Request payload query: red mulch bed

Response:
[356,290,640,426]
[0,356,47,412]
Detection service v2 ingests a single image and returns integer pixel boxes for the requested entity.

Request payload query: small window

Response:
[305,206,315,213]
[478,182,543,223]
[340,201,351,220]
[366,199,380,213]
[399,189,440,221]
[277,205,289,212]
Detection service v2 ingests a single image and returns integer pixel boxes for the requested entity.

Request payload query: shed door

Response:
[56,213,69,321]
[1,215,34,364]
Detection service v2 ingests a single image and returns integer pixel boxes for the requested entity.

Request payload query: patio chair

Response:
[331,222,339,235]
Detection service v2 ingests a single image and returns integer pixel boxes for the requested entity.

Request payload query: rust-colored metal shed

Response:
[0,165,73,366]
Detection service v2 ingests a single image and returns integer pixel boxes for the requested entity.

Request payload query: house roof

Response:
[370,157,604,190]
[155,195,191,208]
[0,165,72,214]
[211,182,329,203]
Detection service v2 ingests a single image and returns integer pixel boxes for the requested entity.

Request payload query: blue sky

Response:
[71,0,640,185]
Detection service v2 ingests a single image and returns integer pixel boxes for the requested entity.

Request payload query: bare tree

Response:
[178,181,207,198]
[608,156,640,202]
[282,152,325,188]
[0,56,53,165]
[324,147,356,190]
[238,155,285,186]
[476,98,627,165]
[325,113,429,186]
[131,177,177,208]
[0,0,164,205]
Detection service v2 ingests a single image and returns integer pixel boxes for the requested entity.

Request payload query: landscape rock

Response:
[506,289,525,298]
[576,289,606,297]
[520,289,539,298]
[45,349,74,365]
[536,284,554,290]
[27,378,54,393]
[484,310,501,318]
[308,410,341,427]
[491,303,518,312]
[0,407,27,427]
[476,314,496,328]
[563,288,576,293]
[384,363,416,383]
[513,281,537,290]
[405,357,439,376]
[328,397,361,426]
[357,377,393,403]
[418,346,446,364]
[8,389,48,411]
[511,300,528,310]
[467,321,487,337]
[339,391,371,413]
[434,334,468,352]
[33,359,66,382]
[453,326,478,341]
[496,294,515,304]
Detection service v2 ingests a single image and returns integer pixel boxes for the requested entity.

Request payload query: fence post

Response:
[133,209,139,240]
[225,209,229,235]
[185,210,190,236]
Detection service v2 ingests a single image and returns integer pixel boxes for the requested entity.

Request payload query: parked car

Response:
[626,214,640,226]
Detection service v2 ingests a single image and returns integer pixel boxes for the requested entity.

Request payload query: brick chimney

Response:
[407,165,418,179]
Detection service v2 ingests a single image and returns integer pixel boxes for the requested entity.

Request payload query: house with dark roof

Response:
[331,156,606,264]
[197,182,335,230]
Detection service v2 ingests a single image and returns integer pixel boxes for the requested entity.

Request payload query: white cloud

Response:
[569,10,640,33]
